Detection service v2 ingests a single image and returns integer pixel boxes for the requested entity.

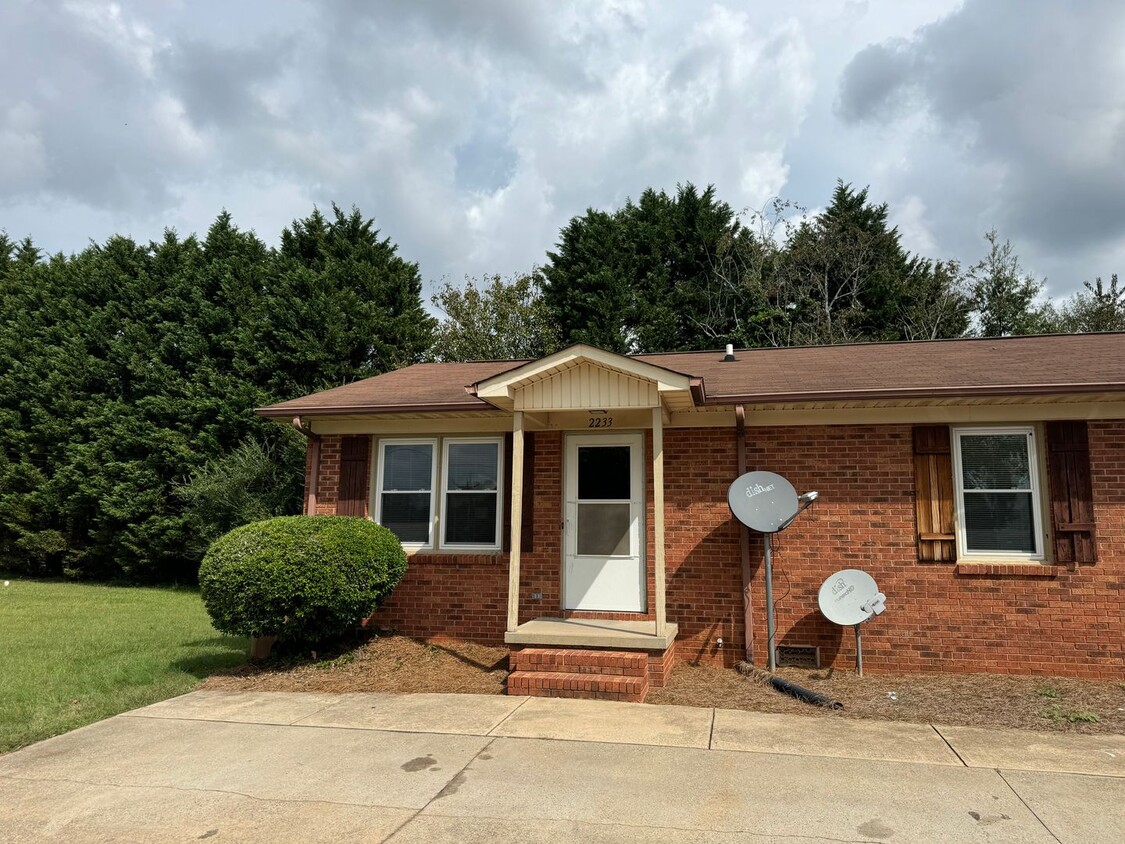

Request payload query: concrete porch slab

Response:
[936,724,1125,777]
[504,617,678,649]
[489,696,713,748]
[126,690,342,725]
[295,692,526,735]
[712,709,963,766]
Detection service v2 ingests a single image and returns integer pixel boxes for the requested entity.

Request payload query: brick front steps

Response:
[507,647,674,702]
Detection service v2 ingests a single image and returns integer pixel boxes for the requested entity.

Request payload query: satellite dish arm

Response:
[778,491,818,532]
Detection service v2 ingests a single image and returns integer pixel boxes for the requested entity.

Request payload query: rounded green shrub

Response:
[199,515,408,643]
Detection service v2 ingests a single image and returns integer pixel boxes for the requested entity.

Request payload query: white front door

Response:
[563,433,645,612]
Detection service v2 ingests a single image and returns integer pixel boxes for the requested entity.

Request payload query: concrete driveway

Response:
[2,691,1124,843]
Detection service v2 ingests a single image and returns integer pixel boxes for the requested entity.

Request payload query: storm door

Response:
[563,433,645,611]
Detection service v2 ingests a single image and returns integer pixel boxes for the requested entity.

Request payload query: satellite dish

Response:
[727,471,799,534]
[818,569,886,626]
[818,569,886,677]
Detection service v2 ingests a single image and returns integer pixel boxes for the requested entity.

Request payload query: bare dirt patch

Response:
[202,635,509,696]
[648,663,1125,734]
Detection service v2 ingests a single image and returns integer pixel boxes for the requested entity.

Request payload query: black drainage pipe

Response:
[768,675,843,710]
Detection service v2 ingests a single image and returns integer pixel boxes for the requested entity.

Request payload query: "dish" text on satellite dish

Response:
[831,578,854,600]
[744,482,776,498]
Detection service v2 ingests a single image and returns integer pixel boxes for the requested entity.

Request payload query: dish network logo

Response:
[744,482,776,498]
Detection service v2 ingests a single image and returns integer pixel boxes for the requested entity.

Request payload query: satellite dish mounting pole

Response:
[854,624,863,677]
[728,472,815,675]
[763,535,777,672]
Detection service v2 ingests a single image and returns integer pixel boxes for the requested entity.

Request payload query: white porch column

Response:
[652,405,667,637]
[507,410,525,633]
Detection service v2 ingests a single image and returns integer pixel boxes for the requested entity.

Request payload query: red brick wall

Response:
[309,421,1125,678]
[735,421,1125,679]
[313,435,342,515]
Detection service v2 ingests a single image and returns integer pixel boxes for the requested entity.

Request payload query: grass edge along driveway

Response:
[0,579,246,753]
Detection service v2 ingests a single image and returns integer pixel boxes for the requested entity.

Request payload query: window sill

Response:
[406,550,508,565]
[954,561,1059,578]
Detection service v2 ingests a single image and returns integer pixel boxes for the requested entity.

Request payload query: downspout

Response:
[292,416,321,516]
[735,405,754,664]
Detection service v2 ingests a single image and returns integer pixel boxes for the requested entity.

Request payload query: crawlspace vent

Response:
[775,645,820,669]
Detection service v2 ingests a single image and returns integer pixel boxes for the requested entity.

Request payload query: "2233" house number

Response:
[587,416,614,428]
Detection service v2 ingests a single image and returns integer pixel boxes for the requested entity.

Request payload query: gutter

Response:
[256,402,500,417]
[735,405,754,664]
[291,416,321,516]
[711,381,1125,405]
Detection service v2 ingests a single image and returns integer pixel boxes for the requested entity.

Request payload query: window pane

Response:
[383,444,433,491]
[445,492,498,545]
[964,492,1036,553]
[447,443,498,491]
[578,446,630,500]
[576,502,631,556]
[960,434,1031,490]
[380,493,430,543]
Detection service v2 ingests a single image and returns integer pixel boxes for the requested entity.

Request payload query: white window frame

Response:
[440,436,504,551]
[951,426,1044,561]
[374,438,438,551]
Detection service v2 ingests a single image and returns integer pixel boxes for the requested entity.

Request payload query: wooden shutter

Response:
[913,426,956,561]
[502,431,535,553]
[1045,421,1097,565]
[337,435,371,517]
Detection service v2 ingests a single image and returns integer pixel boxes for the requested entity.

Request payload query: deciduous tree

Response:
[431,272,559,361]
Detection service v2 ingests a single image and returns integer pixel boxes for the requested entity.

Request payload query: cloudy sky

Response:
[3,0,1123,299]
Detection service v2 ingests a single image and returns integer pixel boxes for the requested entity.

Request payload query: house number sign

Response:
[587,416,614,428]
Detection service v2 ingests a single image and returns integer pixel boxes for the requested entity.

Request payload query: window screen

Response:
[379,443,433,544]
[956,431,1039,555]
[444,441,500,546]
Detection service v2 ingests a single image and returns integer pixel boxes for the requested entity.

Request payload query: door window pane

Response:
[576,502,631,556]
[963,492,1036,553]
[578,446,630,500]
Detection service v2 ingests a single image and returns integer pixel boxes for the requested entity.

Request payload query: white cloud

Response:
[838,0,1125,291]
[0,104,47,189]
[0,0,1119,300]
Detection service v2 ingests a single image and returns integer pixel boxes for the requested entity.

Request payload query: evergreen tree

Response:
[542,209,630,352]
[0,207,432,581]
[256,205,435,398]
[777,181,966,344]
[543,184,753,353]
[968,230,1056,336]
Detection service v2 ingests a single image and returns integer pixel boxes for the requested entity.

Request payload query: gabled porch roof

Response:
[469,343,703,413]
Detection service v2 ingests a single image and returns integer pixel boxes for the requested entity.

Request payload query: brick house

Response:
[258,334,1125,700]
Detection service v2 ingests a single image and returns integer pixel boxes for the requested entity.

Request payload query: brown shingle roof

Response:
[257,333,1125,416]
[638,333,1125,402]
[260,361,523,416]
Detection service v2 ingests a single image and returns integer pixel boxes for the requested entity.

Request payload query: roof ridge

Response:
[633,331,1125,357]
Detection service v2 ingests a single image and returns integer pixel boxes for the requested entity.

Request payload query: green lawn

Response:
[0,579,247,753]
